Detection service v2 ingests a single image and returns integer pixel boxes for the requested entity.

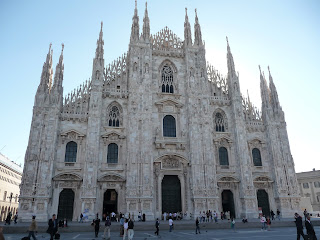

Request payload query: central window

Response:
[163,115,176,137]
[107,143,118,164]
[161,65,174,93]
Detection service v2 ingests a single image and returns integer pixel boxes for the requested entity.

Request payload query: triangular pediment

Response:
[218,176,240,183]
[98,173,126,182]
[101,131,125,139]
[61,129,85,137]
[151,26,183,50]
[53,173,82,181]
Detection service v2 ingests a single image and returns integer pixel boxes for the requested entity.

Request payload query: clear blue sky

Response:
[0,0,319,173]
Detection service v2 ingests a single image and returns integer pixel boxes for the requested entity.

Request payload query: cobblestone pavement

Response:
[4,226,320,240]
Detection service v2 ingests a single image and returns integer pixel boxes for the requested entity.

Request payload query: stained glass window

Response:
[65,141,77,162]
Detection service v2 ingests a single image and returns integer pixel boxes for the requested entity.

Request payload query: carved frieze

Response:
[162,158,179,168]
[98,174,125,182]
[60,130,85,144]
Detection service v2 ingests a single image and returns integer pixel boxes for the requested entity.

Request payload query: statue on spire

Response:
[194,8,203,46]
[268,66,281,111]
[130,0,140,42]
[38,43,53,93]
[142,1,150,41]
[184,8,192,47]
[95,21,104,62]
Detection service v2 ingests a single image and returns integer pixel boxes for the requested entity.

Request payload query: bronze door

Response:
[257,189,270,216]
[162,175,182,213]
[57,189,75,220]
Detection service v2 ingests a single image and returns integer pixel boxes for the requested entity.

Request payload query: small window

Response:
[163,115,176,137]
[107,143,119,164]
[65,141,77,162]
[314,181,320,188]
[219,147,229,166]
[252,148,262,166]
[303,183,309,189]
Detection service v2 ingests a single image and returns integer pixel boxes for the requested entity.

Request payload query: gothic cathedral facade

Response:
[19,3,300,221]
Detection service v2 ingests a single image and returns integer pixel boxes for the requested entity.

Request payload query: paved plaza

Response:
[3,226,320,240]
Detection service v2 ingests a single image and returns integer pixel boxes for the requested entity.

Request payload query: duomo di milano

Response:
[19,1,300,221]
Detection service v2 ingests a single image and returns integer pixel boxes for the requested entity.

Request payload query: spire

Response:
[142,1,150,41]
[38,43,53,92]
[52,44,64,93]
[194,9,203,46]
[95,22,104,63]
[226,37,236,78]
[130,0,140,42]
[184,8,192,46]
[259,65,270,109]
[268,66,281,111]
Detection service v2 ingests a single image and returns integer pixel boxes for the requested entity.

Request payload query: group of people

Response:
[3,212,18,225]
[295,212,317,240]
[162,212,184,221]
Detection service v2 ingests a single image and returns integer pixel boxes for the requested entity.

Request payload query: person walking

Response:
[276,209,281,220]
[28,215,38,240]
[123,218,128,240]
[303,209,308,221]
[305,216,317,240]
[294,213,306,240]
[270,210,275,220]
[260,215,266,231]
[128,218,134,240]
[169,217,174,232]
[94,215,101,238]
[155,218,160,235]
[120,214,125,237]
[47,214,58,240]
[195,217,200,234]
[14,213,18,224]
[230,218,236,232]
[213,211,218,223]
[79,213,83,223]
[103,216,111,240]
[266,216,271,231]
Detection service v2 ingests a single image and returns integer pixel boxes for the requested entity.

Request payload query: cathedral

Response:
[19,2,301,221]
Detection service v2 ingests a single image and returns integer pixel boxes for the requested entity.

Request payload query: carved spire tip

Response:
[195,8,197,15]
[145,1,147,8]
[61,43,64,52]
[258,65,261,74]
[135,0,137,8]
[101,21,103,30]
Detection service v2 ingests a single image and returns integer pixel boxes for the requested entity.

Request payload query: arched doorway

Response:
[57,189,75,220]
[161,175,182,213]
[221,190,235,218]
[103,189,118,218]
[257,189,270,216]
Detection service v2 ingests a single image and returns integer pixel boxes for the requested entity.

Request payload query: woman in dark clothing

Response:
[94,216,101,238]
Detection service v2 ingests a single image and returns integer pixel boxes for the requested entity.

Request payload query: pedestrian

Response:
[123,218,128,240]
[163,212,167,221]
[276,209,281,220]
[195,217,200,234]
[128,218,134,240]
[0,226,4,240]
[103,216,111,240]
[120,214,125,237]
[266,216,271,231]
[303,209,308,221]
[47,214,58,240]
[213,210,218,223]
[14,213,18,224]
[138,212,142,221]
[260,215,266,231]
[221,211,224,220]
[155,218,160,235]
[28,215,38,240]
[5,212,11,225]
[169,217,174,232]
[79,213,83,223]
[230,218,235,232]
[94,215,101,238]
[305,215,317,240]
[294,213,306,240]
[270,210,275,220]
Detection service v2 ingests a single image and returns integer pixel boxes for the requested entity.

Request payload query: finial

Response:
[101,21,103,31]
[135,0,137,8]
[195,8,197,16]
[226,36,229,46]
[49,43,52,51]
[185,7,187,14]
[145,1,147,8]
[258,65,261,74]
[268,65,271,74]
[61,43,64,52]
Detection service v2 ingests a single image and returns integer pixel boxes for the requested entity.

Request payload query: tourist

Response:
[195,217,200,234]
[276,209,281,220]
[221,211,224,220]
[128,218,134,240]
[303,209,308,221]
[79,213,83,223]
[242,217,248,223]
[94,215,101,238]
[266,216,271,231]
[230,218,236,232]
[270,210,275,220]
[163,212,167,221]
[111,212,115,221]
[120,214,124,237]
[28,215,37,240]
[47,214,58,240]
[294,213,306,240]
[138,212,142,221]
[213,210,218,223]
[123,218,128,240]
[5,212,11,225]
[14,213,18,224]
[155,218,160,235]
[103,216,111,239]
[260,215,266,231]
[169,217,174,232]
[305,215,317,240]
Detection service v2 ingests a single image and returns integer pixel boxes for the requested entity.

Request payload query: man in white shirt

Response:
[169,217,173,232]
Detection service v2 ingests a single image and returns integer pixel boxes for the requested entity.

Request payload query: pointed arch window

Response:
[215,113,225,132]
[65,141,77,162]
[163,115,176,137]
[219,147,229,166]
[108,106,120,127]
[107,143,118,164]
[252,148,262,166]
[161,65,174,93]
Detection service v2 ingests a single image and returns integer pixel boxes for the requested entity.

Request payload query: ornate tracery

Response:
[106,102,122,127]
[161,65,174,93]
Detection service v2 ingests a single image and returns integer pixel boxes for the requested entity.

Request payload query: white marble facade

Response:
[19,3,300,222]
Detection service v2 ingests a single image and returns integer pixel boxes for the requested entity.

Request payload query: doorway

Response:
[161,175,182,213]
[57,189,75,220]
[257,189,270,216]
[221,190,235,218]
[103,189,118,218]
